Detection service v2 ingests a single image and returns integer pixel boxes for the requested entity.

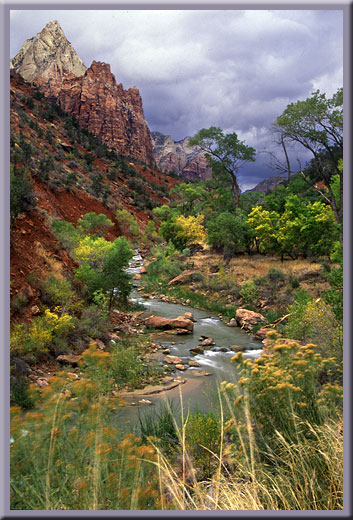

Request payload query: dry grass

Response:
[34,242,66,281]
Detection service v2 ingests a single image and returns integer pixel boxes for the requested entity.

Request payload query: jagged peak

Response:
[10,20,87,84]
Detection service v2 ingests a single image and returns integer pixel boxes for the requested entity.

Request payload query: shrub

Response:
[10,165,36,225]
[10,308,75,357]
[239,281,259,308]
[10,373,35,409]
[185,411,221,478]
[10,292,28,314]
[116,207,140,237]
[39,275,78,310]
[268,267,286,283]
[230,334,343,443]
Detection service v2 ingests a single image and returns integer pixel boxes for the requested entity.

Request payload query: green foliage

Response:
[138,402,179,455]
[10,309,76,358]
[74,236,133,308]
[10,292,28,314]
[189,126,256,207]
[10,165,36,225]
[207,211,254,257]
[39,276,78,311]
[152,204,172,221]
[116,207,140,238]
[51,219,81,251]
[239,281,259,308]
[10,373,35,409]
[185,411,221,478]
[248,196,337,258]
[274,88,343,227]
[77,212,114,237]
[284,289,342,363]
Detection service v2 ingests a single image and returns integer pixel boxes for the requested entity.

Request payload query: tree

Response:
[274,89,343,238]
[173,214,207,248]
[74,236,133,309]
[207,211,254,258]
[189,127,256,207]
[170,183,209,216]
[116,207,140,238]
[248,196,337,260]
[77,212,114,237]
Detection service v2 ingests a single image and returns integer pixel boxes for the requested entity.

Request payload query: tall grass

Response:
[10,334,343,510]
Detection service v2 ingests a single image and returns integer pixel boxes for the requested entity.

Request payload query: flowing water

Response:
[116,252,263,431]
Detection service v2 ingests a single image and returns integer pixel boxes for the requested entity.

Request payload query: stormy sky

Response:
[10,9,343,190]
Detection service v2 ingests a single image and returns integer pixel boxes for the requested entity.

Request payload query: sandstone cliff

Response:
[10,20,87,94]
[56,61,155,165]
[152,131,212,181]
[10,21,155,165]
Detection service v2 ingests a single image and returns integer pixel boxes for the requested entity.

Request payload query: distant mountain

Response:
[10,20,155,165]
[151,131,212,181]
[247,175,287,194]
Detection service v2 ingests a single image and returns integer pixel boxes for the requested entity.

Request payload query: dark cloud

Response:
[10,9,343,189]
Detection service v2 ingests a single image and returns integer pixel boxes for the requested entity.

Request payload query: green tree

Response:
[170,183,209,215]
[74,236,133,309]
[77,212,114,237]
[207,211,254,258]
[189,127,256,207]
[274,89,343,237]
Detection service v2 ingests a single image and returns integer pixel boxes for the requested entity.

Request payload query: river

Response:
[115,252,263,431]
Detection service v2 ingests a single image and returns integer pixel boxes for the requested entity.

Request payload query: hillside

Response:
[10,71,180,316]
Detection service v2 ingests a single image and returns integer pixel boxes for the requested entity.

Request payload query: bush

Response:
[39,275,78,310]
[10,309,75,358]
[10,292,28,314]
[267,267,286,283]
[230,334,343,443]
[239,281,259,308]
[10,165,36,225]
[10,373,35,409]
[185,411,221,478]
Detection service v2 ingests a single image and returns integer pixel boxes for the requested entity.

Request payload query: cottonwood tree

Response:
[273,88,343,241]
[189,127,256,208]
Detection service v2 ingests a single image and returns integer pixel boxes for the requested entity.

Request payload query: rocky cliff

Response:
[152,131,212,181]
[10,21,155,165]
[56,61,155,164]
[10,20,87,94]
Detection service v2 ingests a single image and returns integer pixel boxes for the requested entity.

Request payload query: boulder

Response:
[175,364,186,371]
[165,355,182,365]
[255,328,274,340]
[189,346,204,355]
[56,354,82,367]
[227,318,238,327]
[201,337,215,346]
[168,270,198,286]
[182,312,195,321]
[144,315,194,332]
[31,305,40,315]
[139,266,147,274]
[188,360,201,367]
[235,309,267,331]
[189,370,212,377]
[229,345,246,352]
